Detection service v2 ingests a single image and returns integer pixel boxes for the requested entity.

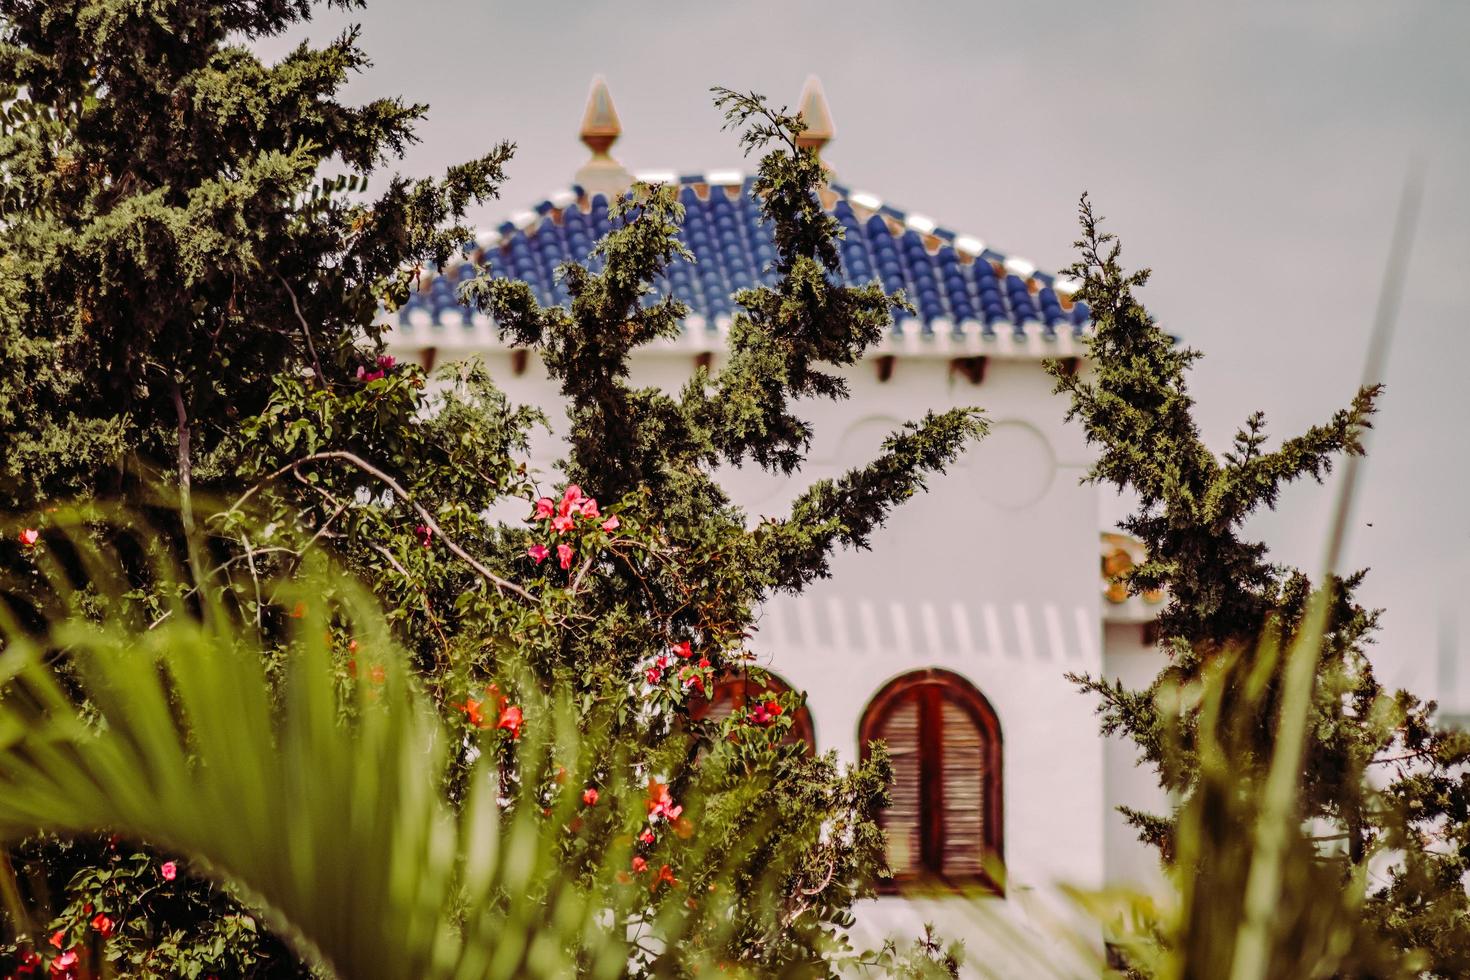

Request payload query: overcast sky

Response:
[256,2,1469,697]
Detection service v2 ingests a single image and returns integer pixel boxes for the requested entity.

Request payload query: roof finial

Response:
[575,75,632,198]
[795,75,835,157]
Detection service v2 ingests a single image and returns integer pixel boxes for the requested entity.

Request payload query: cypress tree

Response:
[1054,195,1470,975]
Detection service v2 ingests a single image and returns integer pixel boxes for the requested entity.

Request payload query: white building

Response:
[386,77,1168,970]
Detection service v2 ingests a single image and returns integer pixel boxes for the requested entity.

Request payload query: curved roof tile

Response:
[393,175,1091,345]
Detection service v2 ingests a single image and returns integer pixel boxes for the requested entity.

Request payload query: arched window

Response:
[689,669,816,754]
[860,669,1002,891]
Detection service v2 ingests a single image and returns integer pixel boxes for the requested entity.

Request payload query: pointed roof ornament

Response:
[795,75,835,157]
[575,76,632,199]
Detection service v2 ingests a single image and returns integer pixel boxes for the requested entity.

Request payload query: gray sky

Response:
[257,1,1470,697]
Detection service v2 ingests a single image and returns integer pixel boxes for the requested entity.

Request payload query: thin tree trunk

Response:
[171,378,193,533]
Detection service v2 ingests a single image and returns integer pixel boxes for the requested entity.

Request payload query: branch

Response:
[279,273,327,386]
[228,451,535,604]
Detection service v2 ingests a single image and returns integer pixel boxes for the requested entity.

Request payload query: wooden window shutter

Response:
[861,669,1003,891]
[875,695,924,876]
[938,695,986,875]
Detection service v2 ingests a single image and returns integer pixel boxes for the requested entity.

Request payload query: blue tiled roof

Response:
[394,175,1090,342]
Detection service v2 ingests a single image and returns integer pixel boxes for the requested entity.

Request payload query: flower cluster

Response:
[454,684,524,739]
[748,700,784,726]
[646,639,712,697]
[355,353,395,383]
[525,485,618,571]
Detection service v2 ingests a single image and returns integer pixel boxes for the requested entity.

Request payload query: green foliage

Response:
[0,514,835,978]
[0,3,983,974]
[1055,195,1470,975]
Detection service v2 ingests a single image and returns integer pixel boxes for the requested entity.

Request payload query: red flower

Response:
[18,528,39,548]
[697,657,710,669]
[645,665,662,685]
[582,787,599,806]
[631,856,648,873]
[601,515,620,533]
[579,497,599,519]
[750,700,784,725]
[497,704,524,739]
[16,949,40,976]
[680,668,705,696]
[527,544,549,564]
[534,497,555,520]
[456,698,485,727]
[49,931,64,949]
[290,601,307,619]
[671,640,692,659]
[651,864,677,891]
[355,365,385,383]
[90,913,114,938]
[414,524,433,549]
[556,543,574,570]
[551,513,575,534]
[639,829,655,845]
[161,861,177,881]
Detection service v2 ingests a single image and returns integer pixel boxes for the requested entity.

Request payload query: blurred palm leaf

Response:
[0,517,741,979]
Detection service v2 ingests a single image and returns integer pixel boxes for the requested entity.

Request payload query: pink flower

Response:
[376,354,396,370]
[557,543,574,570]
[631,856,648,873]
[497,704,524,739]
[414,524,433,549]
[50,949,78,975]
[557,485,583,517]
[90,913,114,938]
[534,497,555,520]
[18,528,38,548]
[160,861,177,881]
[579,498,599,519]
[355,365,385,383]
[600,515,619,532]
[551,514,575,534]
[639,829,656,845]
[680,668,705,696]
[671,640,692,659]
[527,544,549,564]
[582,787,599,806]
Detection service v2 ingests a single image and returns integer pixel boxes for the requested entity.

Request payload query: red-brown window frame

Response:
[688,670,817,754]
[859,668,1004,894]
